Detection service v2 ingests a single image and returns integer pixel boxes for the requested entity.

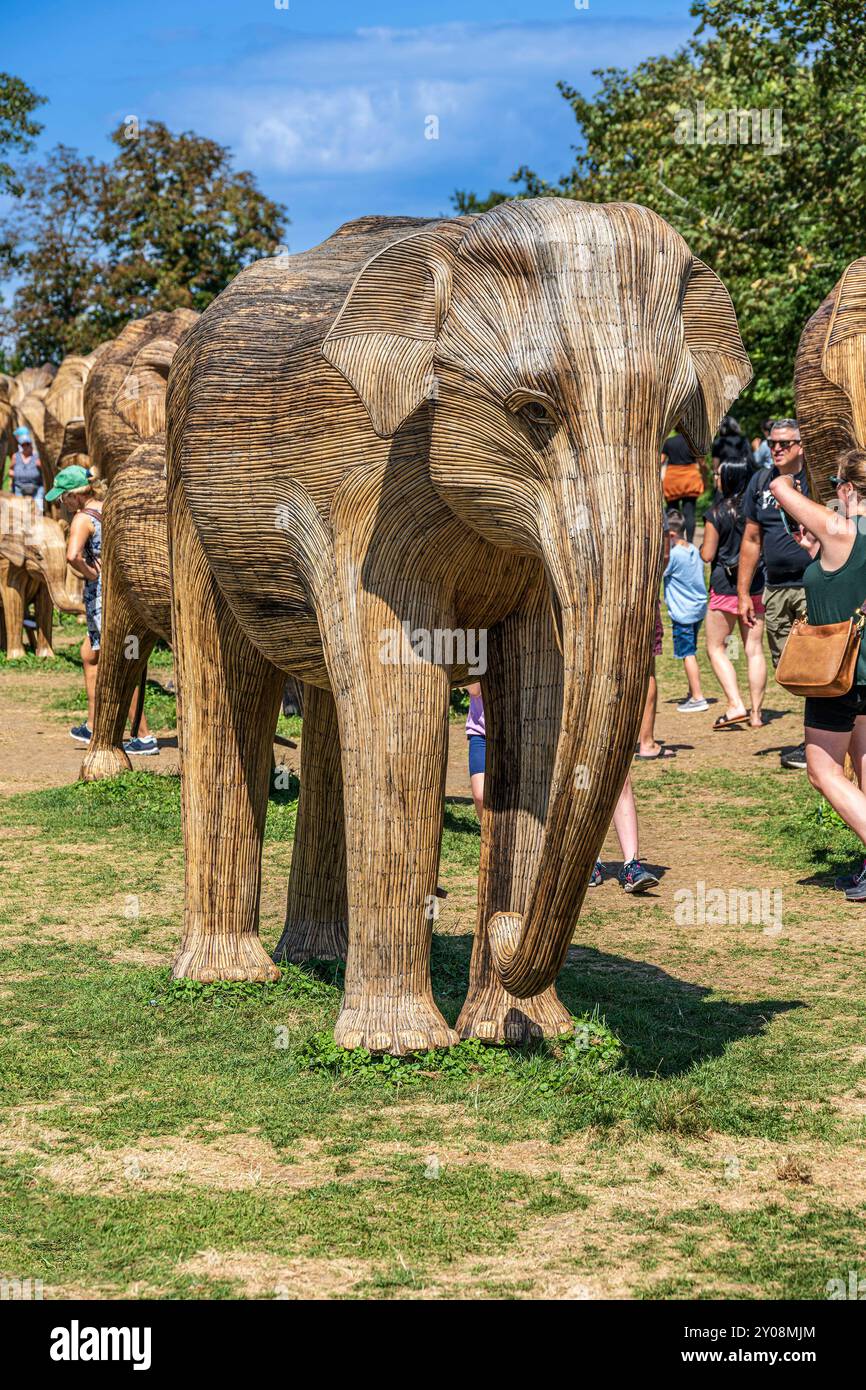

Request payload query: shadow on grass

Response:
[427,932,802,1079]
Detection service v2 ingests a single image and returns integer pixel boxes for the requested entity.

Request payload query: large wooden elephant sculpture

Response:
[77,311,199,781]
[165,201,751,1054]
[0,495,85,658]
[795,257,866,499]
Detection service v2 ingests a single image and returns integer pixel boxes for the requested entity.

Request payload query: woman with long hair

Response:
[701,459,768,728]
[45,465,155,753]
[769,449,866,897]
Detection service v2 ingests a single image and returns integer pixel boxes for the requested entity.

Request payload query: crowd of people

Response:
[466,416,866,900]
[9,406,866,899]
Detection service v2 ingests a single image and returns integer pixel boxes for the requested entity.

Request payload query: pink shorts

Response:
[709,589,765,616]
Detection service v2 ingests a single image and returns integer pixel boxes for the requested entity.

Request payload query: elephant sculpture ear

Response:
[678,257,753,455]
[822,258,866,440]
[322,221,467,438]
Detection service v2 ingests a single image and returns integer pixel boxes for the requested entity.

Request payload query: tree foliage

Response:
[1,121,288,364]
[0,72,44,198]
[454,3,866,426]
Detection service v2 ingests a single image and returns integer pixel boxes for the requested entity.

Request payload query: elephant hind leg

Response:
[170,492,285,982]
[273,682,348,965]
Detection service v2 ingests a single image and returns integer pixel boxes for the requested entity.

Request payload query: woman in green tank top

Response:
[770,449,866,898]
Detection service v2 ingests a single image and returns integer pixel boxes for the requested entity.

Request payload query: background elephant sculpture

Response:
[1,363,57,474]
[84,310,200,485]
[165,201,751,1054]
[795,256,866,499]
[0,495,85,658]
[77,310,199,782]
[40,346,111,491]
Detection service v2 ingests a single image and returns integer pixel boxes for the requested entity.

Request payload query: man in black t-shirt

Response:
[738,418,812,769]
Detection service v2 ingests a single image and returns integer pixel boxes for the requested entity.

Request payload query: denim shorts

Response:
[468,734,486,776]
[671,619,701,659]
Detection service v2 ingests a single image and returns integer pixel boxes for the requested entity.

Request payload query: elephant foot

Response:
[35,645,55,659]
[334,993,458,1055]
[79,743,132,782]
[272,917,348,964]
[456,980,573,1045]
[5,647,26,661]
[172,933,281,983]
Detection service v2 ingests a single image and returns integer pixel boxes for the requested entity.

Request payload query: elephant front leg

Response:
[0,576,26,661]
[456,587,573,1045]
[170,499,285,982]
[80,553,155,781]
[273,682,348,964]
[323,587,458,1054]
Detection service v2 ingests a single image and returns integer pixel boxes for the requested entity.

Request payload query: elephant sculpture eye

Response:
[518,399,558,436]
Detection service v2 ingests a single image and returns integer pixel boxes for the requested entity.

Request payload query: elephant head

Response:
[324,198,751,998]
[795,257,866,505]
[0,496,84,614]
[84,309,199,483]
[41,345,110,489]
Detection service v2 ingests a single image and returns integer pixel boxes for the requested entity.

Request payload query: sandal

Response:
[634,744,676,760]
[713,712,749,730]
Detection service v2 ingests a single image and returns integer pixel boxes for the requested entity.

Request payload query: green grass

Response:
[49,677,178,731]
[3,624,866,1297]
[0,769,300,845]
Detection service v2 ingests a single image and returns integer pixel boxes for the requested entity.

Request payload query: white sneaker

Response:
[677,696,709,712]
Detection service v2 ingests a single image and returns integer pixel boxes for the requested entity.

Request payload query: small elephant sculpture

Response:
[0,495,85,658]
[78,310,199,781]
[795,257,866,496]
[165,200,751,1054]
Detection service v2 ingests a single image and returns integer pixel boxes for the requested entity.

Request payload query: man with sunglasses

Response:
[738,419,811,769]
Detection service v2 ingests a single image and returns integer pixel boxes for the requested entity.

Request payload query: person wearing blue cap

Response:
[9,427,45,510]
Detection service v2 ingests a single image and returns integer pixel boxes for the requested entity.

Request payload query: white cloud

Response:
[158,17,693,178]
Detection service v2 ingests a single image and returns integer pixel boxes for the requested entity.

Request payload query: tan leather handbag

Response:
[776,605,866,699]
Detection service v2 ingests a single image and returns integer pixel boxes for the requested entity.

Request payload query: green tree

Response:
[454,4,866,425]
[1,121,287,364]
[1,146,105,364]
[0,72,44,197]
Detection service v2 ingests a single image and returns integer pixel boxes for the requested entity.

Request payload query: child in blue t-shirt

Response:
[663,510,709,713]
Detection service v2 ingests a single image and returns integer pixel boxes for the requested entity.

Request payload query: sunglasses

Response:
[770,439,799,451]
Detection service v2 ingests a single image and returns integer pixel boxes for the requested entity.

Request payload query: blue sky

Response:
[4,0,697,250]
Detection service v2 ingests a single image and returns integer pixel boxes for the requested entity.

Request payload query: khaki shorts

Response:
[763,586,807,669]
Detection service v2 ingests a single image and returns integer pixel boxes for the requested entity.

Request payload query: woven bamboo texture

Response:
[795,258,866,503]
[79,312,198,782]
[83,310,199,484]
[164,201,750,1052]
[41,345,110,489]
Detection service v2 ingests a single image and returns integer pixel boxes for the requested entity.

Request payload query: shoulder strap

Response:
[82,506,102,522]
[753,466,772,492]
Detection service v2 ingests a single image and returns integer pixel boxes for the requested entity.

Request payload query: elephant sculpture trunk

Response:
[44,571,85,616]
[489,452,662,998]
